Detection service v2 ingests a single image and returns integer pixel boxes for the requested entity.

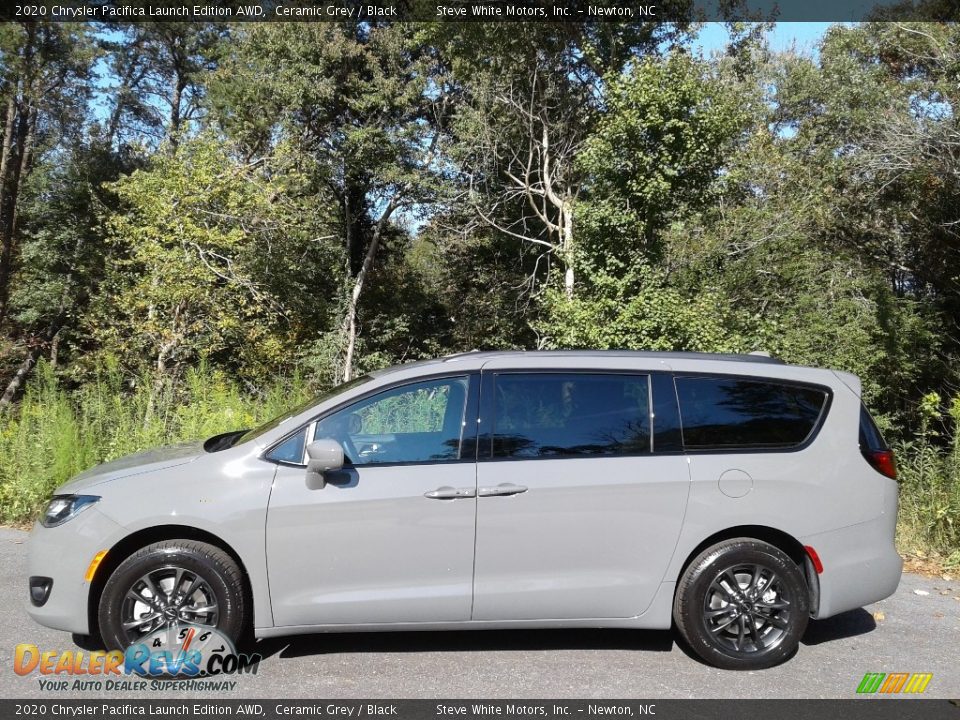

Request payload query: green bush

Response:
[0,360,311,525]
[538,260,766,354]
[895,392,960,567]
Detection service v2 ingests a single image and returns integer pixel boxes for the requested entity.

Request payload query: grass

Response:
[0,360,311,525]
[894,393,960,570]
[1,364,958,571]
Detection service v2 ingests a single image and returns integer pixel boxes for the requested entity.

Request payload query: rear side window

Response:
[859,404,888,451]
[675,376,828,450]
[492,373,650,458]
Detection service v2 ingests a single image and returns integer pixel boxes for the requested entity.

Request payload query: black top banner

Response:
[1,0,957,23]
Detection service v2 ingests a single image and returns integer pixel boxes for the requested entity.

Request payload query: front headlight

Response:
[40,495,100,528]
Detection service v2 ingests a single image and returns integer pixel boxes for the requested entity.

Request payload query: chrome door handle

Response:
[478,483,528,497]
[424,486,476,500]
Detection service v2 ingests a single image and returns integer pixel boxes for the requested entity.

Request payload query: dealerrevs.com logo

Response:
[14,625,260,692]
[856,672,933,694]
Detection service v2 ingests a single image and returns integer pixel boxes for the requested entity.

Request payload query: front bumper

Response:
[25,507,124,635]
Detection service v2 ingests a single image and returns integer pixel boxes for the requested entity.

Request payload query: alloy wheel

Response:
[702,563,792,655]
[119,565,219,645]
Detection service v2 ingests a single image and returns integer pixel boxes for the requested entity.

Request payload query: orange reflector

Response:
[84,550,108,582]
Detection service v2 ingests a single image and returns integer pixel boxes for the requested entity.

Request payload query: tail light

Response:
[863,449,897,479]
[859,405,895,479]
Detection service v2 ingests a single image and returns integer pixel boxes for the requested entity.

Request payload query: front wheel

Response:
[97,539,247,652]
[673,538,809,670]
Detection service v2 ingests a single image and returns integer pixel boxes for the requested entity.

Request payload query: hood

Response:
[54,441,205,495]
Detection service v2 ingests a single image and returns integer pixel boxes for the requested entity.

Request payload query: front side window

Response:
[312,376,469,465]
[240,374,374,446]
[675,376,827,450]
[491,373,651,459]
[268,430,307,464]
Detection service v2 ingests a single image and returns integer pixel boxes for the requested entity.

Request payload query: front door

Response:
[266,374,479,627]
[472,370,690,620]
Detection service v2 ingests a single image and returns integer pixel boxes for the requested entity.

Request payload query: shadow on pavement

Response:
[250,628,675,660]
[801,608,876,646]
[94,610,876,667]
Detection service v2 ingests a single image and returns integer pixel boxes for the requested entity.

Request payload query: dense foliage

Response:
[0,21,957,564]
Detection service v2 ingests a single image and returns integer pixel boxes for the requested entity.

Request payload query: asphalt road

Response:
[1,527,958,700]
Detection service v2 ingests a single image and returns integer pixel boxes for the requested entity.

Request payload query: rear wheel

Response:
[674,538,809,670]
[97,540,246,652]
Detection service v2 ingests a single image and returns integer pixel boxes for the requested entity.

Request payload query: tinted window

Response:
[859,404,888,451]
[239,374,374,445]
[267,429,307,464]
[492,373,650,458]
[675,377,827,450]
[313,376,469,465]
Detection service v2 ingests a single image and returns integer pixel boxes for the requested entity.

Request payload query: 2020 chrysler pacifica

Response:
[26,350,902,669]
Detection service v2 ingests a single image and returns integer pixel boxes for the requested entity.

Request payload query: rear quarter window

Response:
[859,404,888,451]
[675,376,828,450]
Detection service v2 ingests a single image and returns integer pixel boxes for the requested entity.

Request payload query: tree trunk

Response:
[561,198,575,299]
[8,106,37,252]
[0,347,37,408]
[168,74,186,150]
[343,192,352,279]
[0,115,29,321]
[0,25,36,323]
[145,300,185,425]
[540,122,576,300]
[49,328,62,370]
[340,227,382,383]
[339,201,398,382]
[145,339,175,428]
[0,93,16,210]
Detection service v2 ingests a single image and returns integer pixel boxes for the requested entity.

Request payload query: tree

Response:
[453,51,588,299]
[211,23,445,381]
[0,22,94,323]
[1,133,137,406]
[93,135,339,402]
[649,25,952,418]
[539,258,764,353]
[576,50,751,263]
[440,23,691,300]
[99,23,225,149]
[843,23,960,327]
[768,22,959,412]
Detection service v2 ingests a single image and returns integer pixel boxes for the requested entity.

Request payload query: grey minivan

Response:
[26,351,902,670]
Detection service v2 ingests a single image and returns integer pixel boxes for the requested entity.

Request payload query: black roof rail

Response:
[438,350,785,365]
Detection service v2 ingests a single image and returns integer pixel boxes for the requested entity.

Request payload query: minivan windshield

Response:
[232,374,375,447]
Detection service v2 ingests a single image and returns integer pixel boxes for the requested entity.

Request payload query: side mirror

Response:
[305,439,344,490]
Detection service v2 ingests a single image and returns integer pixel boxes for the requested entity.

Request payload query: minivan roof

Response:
[370,350,785,377]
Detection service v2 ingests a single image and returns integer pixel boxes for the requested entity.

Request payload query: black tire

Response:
[71,633,105,651]
[673,538,809,670]
[97,539,246,652]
